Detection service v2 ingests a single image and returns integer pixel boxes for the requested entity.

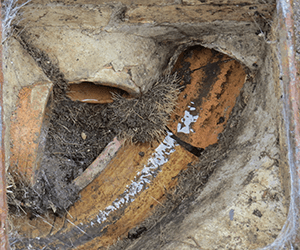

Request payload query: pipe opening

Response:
[66,82,130,104]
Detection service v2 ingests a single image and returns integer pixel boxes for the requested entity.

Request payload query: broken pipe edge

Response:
[0,3,9,250]
[264,0,300,248]
[72,137,124,192]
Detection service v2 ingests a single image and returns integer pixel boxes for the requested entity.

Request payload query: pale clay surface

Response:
[3,1,289,249]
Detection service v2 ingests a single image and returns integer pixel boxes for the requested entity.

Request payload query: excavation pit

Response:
[2,1,294,249]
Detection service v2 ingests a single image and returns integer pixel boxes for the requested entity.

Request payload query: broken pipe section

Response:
[169,47,246,149]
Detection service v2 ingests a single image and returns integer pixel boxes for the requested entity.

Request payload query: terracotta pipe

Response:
[0,3,9,250]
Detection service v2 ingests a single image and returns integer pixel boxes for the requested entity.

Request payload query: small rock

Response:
[81,132,87,140]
